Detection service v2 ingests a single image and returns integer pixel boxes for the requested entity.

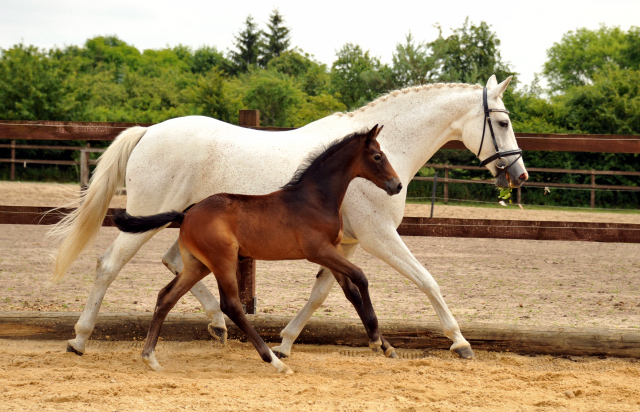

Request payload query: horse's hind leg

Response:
[162,238,227,344]
[68,231,155,355]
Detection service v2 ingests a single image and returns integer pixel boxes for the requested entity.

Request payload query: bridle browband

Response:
[477,87,522,175]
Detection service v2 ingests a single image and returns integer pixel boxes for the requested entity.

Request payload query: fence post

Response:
[80,143,90,190]
[443,165,449,204]
[236,259,257,314]
[430,172,438,218]
[10,140,15,181]
[237,109,259,314]
[590,170,596,209]
[517,186,522,205]
[239,110,260,127]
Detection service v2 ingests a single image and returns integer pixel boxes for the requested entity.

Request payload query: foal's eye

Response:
[373,154,382,161]
[498,120,509,128]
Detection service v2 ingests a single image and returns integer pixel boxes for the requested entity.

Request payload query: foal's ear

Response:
[366,124,384,142]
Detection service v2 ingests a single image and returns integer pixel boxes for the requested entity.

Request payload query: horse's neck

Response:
[344,86,479,183]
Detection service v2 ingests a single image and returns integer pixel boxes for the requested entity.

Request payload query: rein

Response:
[477,87,522,175]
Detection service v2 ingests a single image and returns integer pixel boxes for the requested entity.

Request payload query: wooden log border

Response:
[0,312,638,359]
[2,206,640,243]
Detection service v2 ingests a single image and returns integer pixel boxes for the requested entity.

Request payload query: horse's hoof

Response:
[66,342,84,356]
[384,347,398,358]
[208,324,227,345]
[277,363,294,375]
[452,345,475,359]
[271,344,290,359]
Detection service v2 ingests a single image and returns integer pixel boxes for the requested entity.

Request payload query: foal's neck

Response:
[292,140,362,213]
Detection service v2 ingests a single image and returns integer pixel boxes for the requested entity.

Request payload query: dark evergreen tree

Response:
[260,9,291,67]
[228,15,263,74]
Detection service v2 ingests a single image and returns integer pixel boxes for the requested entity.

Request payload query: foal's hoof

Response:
[66,340,84,356]
[452,344,475,359]
[142,353,164,372]
[208,324,227,346]
[369,338,382,352]
[271,344,290,359]
[273,350,288,359]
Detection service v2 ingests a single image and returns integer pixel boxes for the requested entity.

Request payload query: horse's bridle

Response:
[477,87,522,175]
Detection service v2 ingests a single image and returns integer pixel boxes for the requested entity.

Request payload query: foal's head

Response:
[354,125,402,196]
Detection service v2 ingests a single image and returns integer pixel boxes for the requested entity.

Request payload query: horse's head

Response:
[356,125,403,196]
[461,75,528,188]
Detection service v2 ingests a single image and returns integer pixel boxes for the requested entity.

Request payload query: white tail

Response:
[47,126,148,282]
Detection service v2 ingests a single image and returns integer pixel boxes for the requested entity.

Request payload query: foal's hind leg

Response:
[68,231,155,355]
[142,247,211,371]
[162,238,227,344]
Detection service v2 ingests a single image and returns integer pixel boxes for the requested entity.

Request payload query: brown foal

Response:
[114,125,402,374]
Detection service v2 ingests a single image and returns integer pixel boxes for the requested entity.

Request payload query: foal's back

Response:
[180,191,338,264]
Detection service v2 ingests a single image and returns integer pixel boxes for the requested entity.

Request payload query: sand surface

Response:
[0,340,639,412]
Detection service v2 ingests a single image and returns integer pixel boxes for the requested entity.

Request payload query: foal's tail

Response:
[47,126,148,283]
[113,210,185,234]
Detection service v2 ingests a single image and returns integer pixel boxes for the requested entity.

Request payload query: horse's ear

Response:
[367,124,383,142]
[486,75,498,90]
[488,76,513,99]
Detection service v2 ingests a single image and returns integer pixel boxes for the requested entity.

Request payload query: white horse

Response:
[50,75,528,359]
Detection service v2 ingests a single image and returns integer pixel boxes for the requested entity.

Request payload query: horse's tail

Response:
[112,210,185,234]
[47,126,148,283]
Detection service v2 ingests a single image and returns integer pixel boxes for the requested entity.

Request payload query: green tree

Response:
[83,36,142,70]
[267,49,330,96]
[429,18,517,85]
[193,68,240,123]
[260,9,291,67]
[242,70,304,126]
[543,25,639,93]
[0,44,89,121]
[330,43,391,109]
[555,66,640,135]
[391,32,441,87]
[229,15,263,74]
[191,46,229,74]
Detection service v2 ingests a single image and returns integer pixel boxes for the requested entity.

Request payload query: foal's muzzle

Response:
[384,177,403,196]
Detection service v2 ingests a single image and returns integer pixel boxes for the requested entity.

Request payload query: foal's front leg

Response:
[310,245,393,356]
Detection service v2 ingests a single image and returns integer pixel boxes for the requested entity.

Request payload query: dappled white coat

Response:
[51,76,525,358]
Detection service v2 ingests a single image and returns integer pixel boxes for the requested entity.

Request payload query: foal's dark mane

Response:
[281,129,369,189]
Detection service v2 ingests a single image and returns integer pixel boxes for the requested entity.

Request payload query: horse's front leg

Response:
[358,225,474,359]
[272,243,358,358]
[162,238,227,344]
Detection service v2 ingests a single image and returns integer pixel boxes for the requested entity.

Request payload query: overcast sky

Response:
[2,0,639,88]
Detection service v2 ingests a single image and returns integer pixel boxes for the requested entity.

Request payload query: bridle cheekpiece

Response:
[477,87,522,175]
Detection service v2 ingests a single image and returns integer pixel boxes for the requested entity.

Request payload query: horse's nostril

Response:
[519,172,529,181]
[397,183,403,192]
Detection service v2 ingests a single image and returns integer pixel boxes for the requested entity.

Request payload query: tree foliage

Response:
[429,18,517,86]
[228,15,263,74]
[260,9,291,67]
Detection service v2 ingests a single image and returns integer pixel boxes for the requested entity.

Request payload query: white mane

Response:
[336,82,484,118]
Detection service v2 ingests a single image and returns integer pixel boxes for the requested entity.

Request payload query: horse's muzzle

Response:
[385,178,403,196]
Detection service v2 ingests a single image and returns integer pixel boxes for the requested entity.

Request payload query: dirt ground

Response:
[0,339,638,412]
[1,181,640,411]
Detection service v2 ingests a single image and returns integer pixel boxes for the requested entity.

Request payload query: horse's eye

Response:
[373,154,382,161]
[499,120,509,128]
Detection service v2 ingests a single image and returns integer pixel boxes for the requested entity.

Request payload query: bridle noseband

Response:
[477,87,522,175]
